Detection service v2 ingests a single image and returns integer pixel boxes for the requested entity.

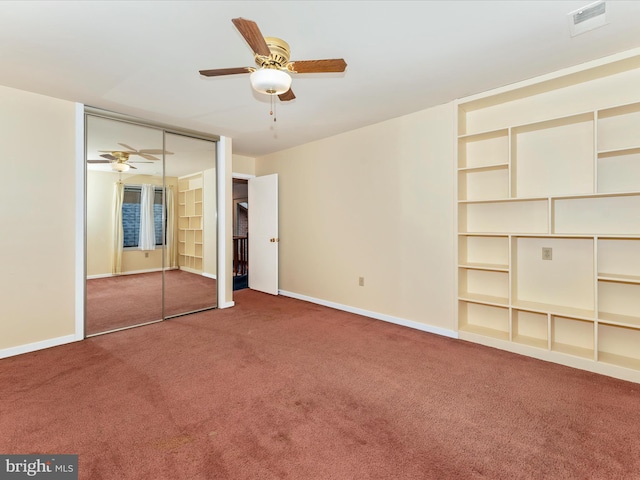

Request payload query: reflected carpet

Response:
[86,270,217,335]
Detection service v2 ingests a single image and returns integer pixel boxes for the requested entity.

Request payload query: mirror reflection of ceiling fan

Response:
[87,143,174,172]
[199,18,347,102]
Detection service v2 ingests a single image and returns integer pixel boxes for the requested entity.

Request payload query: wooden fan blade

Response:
[231,18,270,57]
[278,89,296,102]
[87,160,110,164]
[139,149,174,155]
[288,59,347,74]
[118,143,137,152]
[129,165,138,169]
[199,67,252,77]
[138,153,161,161]
[100,153,117,161]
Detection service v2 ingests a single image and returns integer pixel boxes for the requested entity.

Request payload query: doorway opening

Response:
[233,178,249,290]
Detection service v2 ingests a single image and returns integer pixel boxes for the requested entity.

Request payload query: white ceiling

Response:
[2,1,640,157]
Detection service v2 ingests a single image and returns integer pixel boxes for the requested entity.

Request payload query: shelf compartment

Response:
[185,190,195,216]
[513,236,595,314]
[512,310,548,349]
[597,102,640,152]
[512,113,594,198]
[458,165,509,201]
[551,316,594,360]
[459,268,509,304]
[459,235,509,270]
[185,230,195,256]
[598,238,640,279]
[598,280,640,327]
[458,301,509,340]
[188,216,202,230]
[597,148,640,193]
[459,199,548,234]
[598,324,640,370]
[553,194,640,235]
[178,217,189,229]
[458,129,509,169]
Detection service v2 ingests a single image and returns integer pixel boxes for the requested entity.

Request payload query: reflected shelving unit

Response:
[178,173,204,273]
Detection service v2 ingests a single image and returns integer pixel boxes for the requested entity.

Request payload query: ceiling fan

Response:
[87,143,174,172]
[199,18,347,101]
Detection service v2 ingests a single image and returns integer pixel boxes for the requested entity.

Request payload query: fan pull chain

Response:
[269,94,277,122]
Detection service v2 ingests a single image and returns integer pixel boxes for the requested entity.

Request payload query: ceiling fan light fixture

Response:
[111,162,130,173]
[250,68,291,95]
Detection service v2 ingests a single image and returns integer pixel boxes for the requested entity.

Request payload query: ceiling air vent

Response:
[568,1,608,37]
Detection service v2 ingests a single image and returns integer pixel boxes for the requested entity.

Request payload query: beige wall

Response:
[256,102,457,332]
[232,154,256,176]
[86,171,179,277]
[0,85,77,351]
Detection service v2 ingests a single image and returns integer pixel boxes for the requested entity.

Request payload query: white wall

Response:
[256,102,457,334]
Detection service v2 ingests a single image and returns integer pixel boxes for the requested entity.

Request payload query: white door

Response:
[248,174,278,295]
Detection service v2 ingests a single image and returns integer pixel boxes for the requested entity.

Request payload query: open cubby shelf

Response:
[457,53,640,382]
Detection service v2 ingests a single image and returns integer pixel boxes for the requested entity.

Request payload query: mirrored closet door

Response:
[163,132,217,318]
[85,113,217,336]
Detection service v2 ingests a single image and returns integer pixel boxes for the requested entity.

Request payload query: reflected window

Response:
[122,185,165,248]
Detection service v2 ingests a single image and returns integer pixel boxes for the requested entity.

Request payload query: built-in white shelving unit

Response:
[456,51,640,383]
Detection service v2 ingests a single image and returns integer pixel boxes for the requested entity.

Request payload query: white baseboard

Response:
[87,267,179,280]
[218,301,235,309]
[202,272,217,280]
[278,290,458,339]
[87,273,114,279]
[0,334,79,360]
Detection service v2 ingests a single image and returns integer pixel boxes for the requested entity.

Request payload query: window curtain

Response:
[139,184,156,251]
[164,186,177,268]
[112,182,124,275]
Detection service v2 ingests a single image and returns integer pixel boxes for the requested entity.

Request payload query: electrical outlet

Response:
[542,247,552,261]
[358,277,365,287]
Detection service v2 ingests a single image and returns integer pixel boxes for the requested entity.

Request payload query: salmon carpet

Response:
[1,289,640,479]
[86,270,217,335]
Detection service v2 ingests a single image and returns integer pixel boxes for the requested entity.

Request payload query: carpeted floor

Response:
[2,289,640,479]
